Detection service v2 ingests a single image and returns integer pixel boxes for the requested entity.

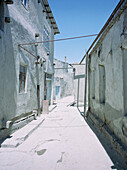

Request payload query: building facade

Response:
[53,59,74,100]
[0,0,59,136]
[87,0,127,147]
[73,63,85,107]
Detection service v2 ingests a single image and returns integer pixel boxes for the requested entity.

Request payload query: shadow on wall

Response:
[0,3,17,140]
[87,117,127,170]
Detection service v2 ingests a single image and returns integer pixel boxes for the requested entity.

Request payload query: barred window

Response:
[19,65,27,93]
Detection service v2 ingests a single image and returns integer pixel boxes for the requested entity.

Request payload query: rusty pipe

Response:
[18,45,37,58]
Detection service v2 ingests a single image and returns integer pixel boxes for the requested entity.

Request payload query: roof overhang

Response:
[41,0,60,35]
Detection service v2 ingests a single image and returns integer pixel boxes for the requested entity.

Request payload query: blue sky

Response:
[48,0,120,64]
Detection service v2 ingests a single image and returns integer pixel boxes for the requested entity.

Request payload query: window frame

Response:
[19,64,27,94]
[21,0,29,9]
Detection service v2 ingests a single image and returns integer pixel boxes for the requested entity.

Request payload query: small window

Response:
[43,25,50,51]
[99,65,105,104]
[91,71,95,99]
[19,64,27,93]
[21,0,28,8]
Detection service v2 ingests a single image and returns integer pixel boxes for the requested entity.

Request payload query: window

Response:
[19,65,27,93]
[91,71,95,99]
[43,25,50,51]
[21,0,28,8]
[0,0,4,31]
[99,65,105,104]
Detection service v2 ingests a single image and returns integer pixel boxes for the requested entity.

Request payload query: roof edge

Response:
[80,0,127,64]
[41,0,60,35]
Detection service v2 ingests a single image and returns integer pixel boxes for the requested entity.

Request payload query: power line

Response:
[18,33,98,46]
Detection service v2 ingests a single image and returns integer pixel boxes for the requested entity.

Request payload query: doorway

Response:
[56,86,60,100]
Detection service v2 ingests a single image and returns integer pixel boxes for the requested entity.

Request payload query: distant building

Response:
[53,59,74,100]
[87,0,127,148]
[72,63,85,107]
[0,0,59,138]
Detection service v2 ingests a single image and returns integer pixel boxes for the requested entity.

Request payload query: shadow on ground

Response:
[77,107,127,170]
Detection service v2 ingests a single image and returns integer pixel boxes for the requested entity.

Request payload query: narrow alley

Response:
[1,1,127,169]
[0,96,124,170]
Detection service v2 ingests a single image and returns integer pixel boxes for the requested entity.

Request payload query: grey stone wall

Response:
[0,1,55,128]
[73,63,85,107]
[88,4,127,146]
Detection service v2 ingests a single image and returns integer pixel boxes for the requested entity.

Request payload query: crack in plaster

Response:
[57,152,65,164]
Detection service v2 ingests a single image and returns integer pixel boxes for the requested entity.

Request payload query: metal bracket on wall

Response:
[18,33,98,61]
[18,44,37,59]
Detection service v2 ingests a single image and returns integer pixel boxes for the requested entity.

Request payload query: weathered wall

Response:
[0,1,17,128]
[73,63,85,107]
[0,1,55,128]
[53,59,74,100]
[89,6,127,146]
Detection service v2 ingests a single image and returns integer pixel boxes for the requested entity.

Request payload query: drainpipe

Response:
[35,42,40,116]
[69,63,75,103]
[84,54,88,116]
[88,55,91,113]
[51,64,54,105]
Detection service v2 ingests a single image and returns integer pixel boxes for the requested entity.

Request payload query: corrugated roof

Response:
[41,0,60,35]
